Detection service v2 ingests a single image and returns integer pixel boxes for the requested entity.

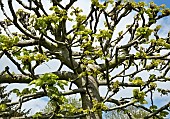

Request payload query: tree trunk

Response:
[80,76,102,119]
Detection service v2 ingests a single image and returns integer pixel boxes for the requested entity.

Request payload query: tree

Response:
[104,105,157,119]
[42,96,81,118]
[0,0,170,118]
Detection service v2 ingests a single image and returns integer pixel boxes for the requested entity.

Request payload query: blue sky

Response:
[1,0,170,117]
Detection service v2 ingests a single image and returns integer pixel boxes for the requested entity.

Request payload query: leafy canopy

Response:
[0,0,170,119]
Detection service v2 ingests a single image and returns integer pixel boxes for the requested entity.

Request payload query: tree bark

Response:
[80,76,102,119]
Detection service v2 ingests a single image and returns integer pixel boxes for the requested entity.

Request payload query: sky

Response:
[0,0,170,117]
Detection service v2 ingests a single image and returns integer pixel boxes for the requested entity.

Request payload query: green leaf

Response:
[21,88,30,95]
[131,77,144,86]
[32,79,43,87]
[12,89,21,96]
[30,88,38,93]
[133,89,146,104]
[160,111,169,117]
[150,105,157,111]
[33,112,42,118]
[0,104,7,111]
[113,80,119,88]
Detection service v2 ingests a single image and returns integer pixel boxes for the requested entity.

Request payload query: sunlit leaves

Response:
[94,49,103,57]
[30,73,57,86]
[1,0,170,118]
[135,51,147,58]
[149,82,157,89]
[43,97,81,117]
[136,27,153,38]
[107,0,114,4]
[70,6,87,28]
[70,6,83,16]
[34,17,47,34]
[91,0,107,9]
[95,29,112,39]
[150,38,170,49]
[137,2,146,8]
[3,19,12,26]
[49,6,60,13]
[147,2,159,14]
[133,89,147,104]
[92,100,108,112]
[149,74,156,80]
[17,54,33,63]
[130,77,144,86]
[34,53,48,62]
[145,59,163,70]
[17,48,48,67]
[51,94,66,105]
[0,104,7,111]
[29,73,68,107]
[76,15,87,23]
[112,80,119,89]
[77,28,92,35]
[81,40,92,50]
[34,7,68,34]
[0,35,19,50]
[30,73,67,90]
[34,15,60,34]
[21,88,29,95]
[161,8,170,16]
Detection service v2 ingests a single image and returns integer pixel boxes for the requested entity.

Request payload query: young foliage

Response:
[0,0,170,119]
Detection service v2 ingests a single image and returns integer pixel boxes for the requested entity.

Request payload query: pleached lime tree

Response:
[0,0,170,118]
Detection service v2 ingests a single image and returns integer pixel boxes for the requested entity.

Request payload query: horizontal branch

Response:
[6,92,45,107]
[15,40,39,47]
[99,81,140,87]
[144,101,170,119]
[0,74,31,83]
[62,88,86,96]
[1,88,85,117]
[0,71,77,84]
[106,99,137,111]
[6,88,85,107]
[100,96,129,105]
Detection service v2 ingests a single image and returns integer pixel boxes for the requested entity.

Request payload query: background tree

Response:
[42,96,81,119]
[0,0,170,118]
[104,105,158,119]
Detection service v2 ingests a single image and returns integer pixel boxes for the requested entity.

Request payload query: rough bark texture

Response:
[80,76,101,119]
